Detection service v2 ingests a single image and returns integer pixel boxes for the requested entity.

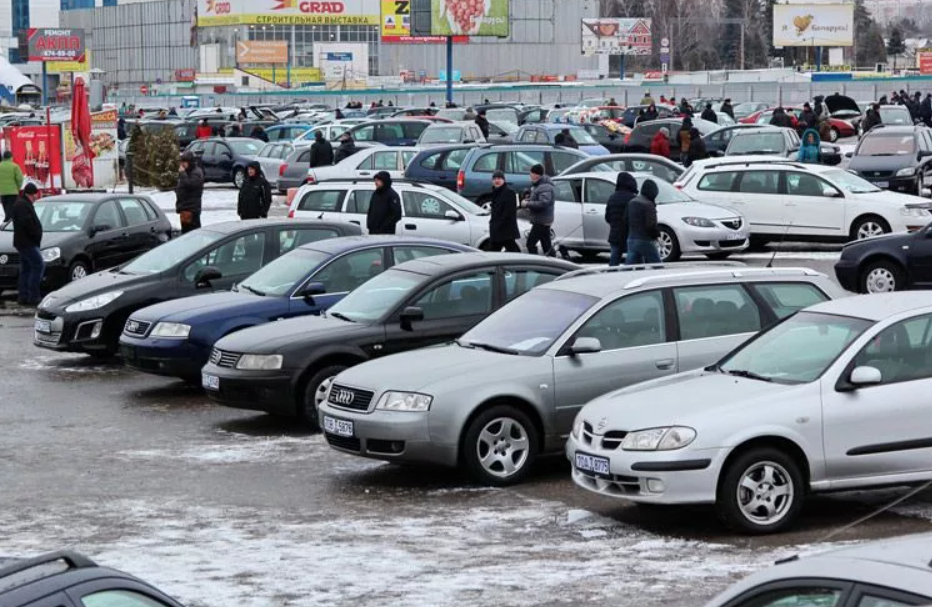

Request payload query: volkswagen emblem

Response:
[596,417,608,432]
[0,255,7,265]
[333,389,355,406]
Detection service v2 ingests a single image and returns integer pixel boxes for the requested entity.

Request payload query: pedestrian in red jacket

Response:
[650,127,671,158]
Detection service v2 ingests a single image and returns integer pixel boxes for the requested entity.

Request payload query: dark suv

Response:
[846,125,932,195]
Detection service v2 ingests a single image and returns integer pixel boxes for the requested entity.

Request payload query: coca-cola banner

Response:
[2,126,63,194]
[62,109,118,190]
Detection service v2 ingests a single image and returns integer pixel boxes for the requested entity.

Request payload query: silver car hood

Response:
[658,201,740,220]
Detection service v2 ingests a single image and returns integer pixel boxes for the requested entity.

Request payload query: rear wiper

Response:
[725,369,773,382]
[466,340,520,355]
[241,285,266,297]
[327,311,355,323]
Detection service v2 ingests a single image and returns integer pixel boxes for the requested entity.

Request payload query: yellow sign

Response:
[223,66,322,83]
[381,0,410,39]
[47,49,90,74]
[198,13,378,26]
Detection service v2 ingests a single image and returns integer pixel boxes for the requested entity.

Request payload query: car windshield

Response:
[458,289,598,356]
[2,199,92,232]
[878,107,912,125]
[560,127,598,145]
[856,134,916,156]
[420,127,467,144]
[325,268,424,322]
[122,230,225,275]
[238,249,330,297]
[486,109,518,124]
[822,169,882,193]
[728,132,785,155]
[717,311,871,384]
[229,140,262,155]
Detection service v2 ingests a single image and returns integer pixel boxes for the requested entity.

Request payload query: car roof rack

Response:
[0,550,97,593]
[312,178,436,188]
[622,267,823,290]
[555,261,745,281]
[705,158,807,170]
[555,263,822,288]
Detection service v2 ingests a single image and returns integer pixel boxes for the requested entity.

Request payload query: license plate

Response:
[324,416,354,437]
[872,181,889,188]
[575,452,610,476]
[725,233,745,241]
[34,319,51,333]
[202,373,220,391]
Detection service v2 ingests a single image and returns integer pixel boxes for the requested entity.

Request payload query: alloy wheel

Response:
[856,221,885,240]
[865,267,897,293]
[71,264,88,281]
[234,169,245,189]
[314,375,336,408]
[736,461,794,526]
[655,231,673,261]
[476,417,530,479]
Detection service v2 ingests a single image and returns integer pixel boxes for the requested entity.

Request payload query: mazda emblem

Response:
[333,389,355,405]
[0,255,7,265]
[596,417,608,432]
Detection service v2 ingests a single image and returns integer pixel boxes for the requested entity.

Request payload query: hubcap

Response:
[856,222,885,240]
[235,171,244,188]
[736,461,794,525]
[71,265,87,281]
[314,376,336,409]
[476,417,529,478]
[830,128,839,142]
[866,267,896,293]
[655,232,673,261]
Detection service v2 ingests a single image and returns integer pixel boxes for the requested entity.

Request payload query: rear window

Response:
[297,190,346,212]
[472,152,501,173]
[697,171,738,192]
[751,282,830,320]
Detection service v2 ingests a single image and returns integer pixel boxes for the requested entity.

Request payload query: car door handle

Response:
[350,220,360,225]
[405,224,417,230]
[585,209,600,215]
[358,171,371,176]
[655,358,675,370]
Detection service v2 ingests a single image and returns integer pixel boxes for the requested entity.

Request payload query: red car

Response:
[739,107,856,142]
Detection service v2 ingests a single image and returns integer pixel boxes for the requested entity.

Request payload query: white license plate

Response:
[34,320,51,333]
[324,416,354,437]
[872,181,889,188]
[725,233,745,241]
[575,452,610,476]
[202,373,220,391]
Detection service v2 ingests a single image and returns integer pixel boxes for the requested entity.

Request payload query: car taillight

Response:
[306,174,316,184]
[674,183,683,190]
[279,164,287,177]
[288,208,295,218]
[456,170,465,191]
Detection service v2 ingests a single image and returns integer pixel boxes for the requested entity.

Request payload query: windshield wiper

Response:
[465,340,520,355]
[725,369,773,382]
[704,363,722,373]
[241,285,266,297]
[327,311,355,323]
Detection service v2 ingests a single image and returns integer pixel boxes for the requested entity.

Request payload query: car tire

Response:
[829,127,840,142]
[850,215,890,241]
[233,168,246,189]
[69,259,90,282]
[705,252,732,260]
[656,226,681,262]
[300,364,348,427]
[462,405,539,487]
[717,447,804,534]
[860,259,905,294]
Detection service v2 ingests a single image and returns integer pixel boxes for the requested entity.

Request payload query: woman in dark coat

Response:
[237,161,273,220]
[604,172,638,266]
[478,170,520,252]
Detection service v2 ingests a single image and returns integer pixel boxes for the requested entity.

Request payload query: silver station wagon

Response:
[319,264,845,485]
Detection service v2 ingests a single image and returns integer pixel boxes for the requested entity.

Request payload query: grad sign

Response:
[27,28,86,62]
[198,0,378,26]
[773,4,853,47]
[430,0,509,37]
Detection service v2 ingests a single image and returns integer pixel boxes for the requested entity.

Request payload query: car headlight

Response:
[900,206,931,217]
[150,322,191,339]
[41,247,61,262]
[621,426,696,451]
[681,216,715,228]
[571,416,584,440]
[235,354,283,370]
[896,167,916,177]
[375,391,432,412]
[64,290,123,313]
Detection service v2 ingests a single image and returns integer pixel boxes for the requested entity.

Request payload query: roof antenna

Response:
[766,220,794,269]
[317,212,324,220]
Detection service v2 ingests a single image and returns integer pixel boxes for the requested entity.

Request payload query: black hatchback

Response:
[0,193,172,294]
[183,137,264,188]
[846,125,932,196]
[34,219,362,357]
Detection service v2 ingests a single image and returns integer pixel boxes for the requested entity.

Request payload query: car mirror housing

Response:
[400,306,425,331]
[298,281,326,303]
[194,266,222,289]
[91,224,112,236]
[444,210,464,221]
[569,337,602,356]
[849,365,883,388]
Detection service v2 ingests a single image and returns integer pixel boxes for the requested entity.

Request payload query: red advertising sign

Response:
[27,28,86,63]
[2,126,63,194]
[919,50,932,76]
[175,68,197,82]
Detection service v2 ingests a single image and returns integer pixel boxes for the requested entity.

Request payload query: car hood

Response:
[842,230,915,254]
[581,145,610,156]
[824,94,860,114]
[658,201,741,220]
[128,291,271,323]
[848,155,915,172]
[40,268,160,309]
[0,230,79,253]
[212,314,364,354]
[850,188,931,207]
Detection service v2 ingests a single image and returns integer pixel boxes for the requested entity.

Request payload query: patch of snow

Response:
[18,354,122,374]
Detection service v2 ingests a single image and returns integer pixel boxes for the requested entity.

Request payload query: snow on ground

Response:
[145,187,243,230]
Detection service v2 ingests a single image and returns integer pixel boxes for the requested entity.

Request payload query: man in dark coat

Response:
[862,104,883,133]
[721,98,735,120]
[605,172,638,267]
[920,94,932,128]
[626,179,661,265]
[700,103,718,123]
[799,102,817,130]
[475,110,490,140]
[237,161,273,220]
[688,128,709,163]
[642,103,659,122]
[476,170,519,252]
[554,128,579,149]
[367,171,401,235]
[769,107,793,129]
[309,130,334,167]
[252,126,269,142]
[176,152,204,234]
[521,164,555,256]
[11,183,43,305]
[333,133,359,164]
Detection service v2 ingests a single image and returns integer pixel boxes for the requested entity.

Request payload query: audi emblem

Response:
[0,255,7,265]
[333,389,355,405]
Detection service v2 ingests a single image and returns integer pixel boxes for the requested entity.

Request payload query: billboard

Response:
[47,49,90,74]
[919,50,932,75]
[430,0,509,37]
[773,4,854,47]
[62,110,119,190]
[27,28,86,63]
[381,0,410,39]
[198,0,379,27]
[236,40,288,63]
[581,19,652,55]
[2,126,64,193]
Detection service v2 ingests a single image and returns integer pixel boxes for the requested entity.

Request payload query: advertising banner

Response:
[47,49,91,74]
[430,0,509,37]
[2,126,64,194]
[198,0,378,27]
[236,40,288,64]
[773,4,854,47]
[919,50,932,75]
[61,110,119,191]
[581,18,652,55]
[381,0,410,38]
[27,28,86,62]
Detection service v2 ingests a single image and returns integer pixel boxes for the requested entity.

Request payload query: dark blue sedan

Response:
[119,236,474,381]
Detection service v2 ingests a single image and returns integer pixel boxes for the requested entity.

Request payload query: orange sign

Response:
[236,40,288,64]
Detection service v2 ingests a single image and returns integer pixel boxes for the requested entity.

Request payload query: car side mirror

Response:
[444,210,464,221]
[849,365,882,388]
[918,150,932,159]
[569,337,602,356]
[298,281,326,303]
[823,188,842,198]
[194,266,222,289]
[845,151,853,158]
[400,306,424,331]
[91,224,112,236]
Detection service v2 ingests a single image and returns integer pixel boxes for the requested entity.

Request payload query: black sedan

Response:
[34,219,362,357]
[0,194,172,294]
[183,137,264,188]
[834,225,932,293]
[202,253,578,424]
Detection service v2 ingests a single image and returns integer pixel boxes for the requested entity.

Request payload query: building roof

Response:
[0,55,35,96]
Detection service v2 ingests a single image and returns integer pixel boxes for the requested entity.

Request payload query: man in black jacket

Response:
[721,98,735,120]
[626,179,661,265]
[475,110,490,140]
[309,130,334,167]
[604,172,638,266]
[11,183,43,305]
[700,103,718,123]
[175,152,204,234]
[554,128,579,149]
[237,161,273,220]
[333,133,359,164]
[367,171,401,235]
[476,170,519,252]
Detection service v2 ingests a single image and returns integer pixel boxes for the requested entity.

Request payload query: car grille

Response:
[325,432,362,452]
[123,318,152,337]
[0,252,19,277]
[580,422,628,450]
[209,348,242,368]
[720,218,742,230]
[860,170,895,180]
[328,384,374,412]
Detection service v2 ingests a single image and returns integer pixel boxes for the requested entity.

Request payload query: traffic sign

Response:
[139,84,148,95]
[661,37,669,47]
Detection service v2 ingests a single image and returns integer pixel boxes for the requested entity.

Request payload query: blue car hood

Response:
[580,145,610,156]
[130,291,277,323]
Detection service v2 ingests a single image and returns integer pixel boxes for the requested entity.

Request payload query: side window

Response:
[697,171,739,192]
[472,152,501,173]
[630,159,678,182]
[674,284,761,340]
[419,152,443,170]
[402,122,428,139]
[377,123,405,140]
[551,151,581,174]
[257,145,271,158]
[93,200,125,229]
[729,586,846,607]
[851,313,932,385]
[356,154,375,170]
[139,199,159,221]
[637,124,661,139]
[503,269,559,302]
[117,198,149,226]
[553,179,580,202]
[785,172,837,198]
[751,282,830,320]
[312,248,385,293]
[517,129,535,143]
[393,245,454,264]
[584,178,616,205]
[297,190,346,212]
[440,148,470,170]
[371,151,399,171]
[402,150,418,167]
[187,142,203,154]
[413,272,494,319]
[575,291,666,350]
[403,191,454,219]
[330,126,348,140]
[183,232,266,282]
[352,125,375,142]
[737,171,781,195]
[279,228,339,255]
[81,589,171,607]
[298,150,311,163]
[346,189,373,214]
[507,150,546,174]
[857,592,929,607]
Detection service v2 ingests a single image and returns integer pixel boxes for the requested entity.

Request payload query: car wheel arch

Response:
[717,435,812,496]
[456,395,545,464]
[849,213,892,240]
[859,253,907,276]
[71,253,92,271]
[294,350,369,395]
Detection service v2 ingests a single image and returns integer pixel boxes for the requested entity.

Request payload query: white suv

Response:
[675,159,932,244]
[288,180,526,250]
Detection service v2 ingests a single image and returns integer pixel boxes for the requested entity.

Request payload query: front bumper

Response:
[833,258,861,292]
[201,361,296,416]
[120,337,209,378]
[565,433,724,504]
[33,307,112,354]
[318,400,458,467]
[679,224,750,254]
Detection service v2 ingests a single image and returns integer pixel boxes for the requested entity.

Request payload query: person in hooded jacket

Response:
[604,172,638,266]
[721,99,735,120]
[333,132,359,164]
[367,171,401,235]
[642,104,659,122]
[687,128,708,163]
[176,151,204,234]
[862,104,882,134]
[650,127,671,158]
[769,107,792,129]
[700,103,717,123]
[476,170,519,252]
[920,93,932,128]
[813,95,825,120]
[799,103,817,130]
[626,179,661,265]
[309,130,334,167]
[798,128,822,164]
[475,110,490,140]
[237,161,273,220]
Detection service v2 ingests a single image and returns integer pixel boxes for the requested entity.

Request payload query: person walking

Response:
[475,110,490,140]
[367,171,401,235]
[237,161,273,220]
[642,103,659,122]
[554,128,579,149]
[721,98,735,120]
[309,130,334,167]
[605,172,638,267]
[625,179,661,265]
[687,128,708,163]
[522,164,555,256]
[650,127,671,158]
[11,183,43,305]
[678,118,693,166]
[477,170,520,252]
[333,132,359,164]
[640,90,655,105]
[700,102,718,123]
[176,152,204,234]
[862,104,882,134]
[798,128,821,164]
[0,151,24,222]
[799,102,817,130]
[117,117,127,141]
